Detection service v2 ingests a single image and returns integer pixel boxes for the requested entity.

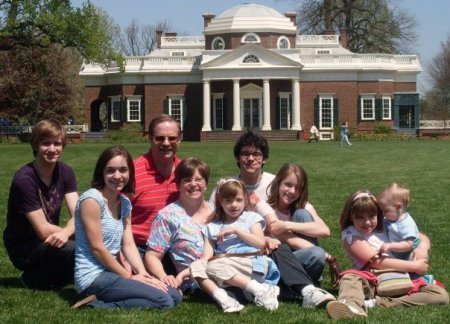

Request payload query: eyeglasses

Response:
[239,151,263,159]
[153,135,179,143]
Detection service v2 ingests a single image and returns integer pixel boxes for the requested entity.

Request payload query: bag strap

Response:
[208,249,265,262]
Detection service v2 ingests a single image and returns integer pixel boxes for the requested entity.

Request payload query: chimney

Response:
[202,13,215,28]
[339,28,348,49]
[156,30,162,49]
[285,12,297,26]
[165,32,178,37]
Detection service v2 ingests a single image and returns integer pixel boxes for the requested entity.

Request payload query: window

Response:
[279,93,291,129]
[241,33,260,44]
[361,96,375,120]
[316,49,331,54]
[212,37,225,50]
[320,96,333,129]
[382,96,392,120]
[243,54,260,63]
[167,96,184,130]
[127,97,141,122]
[170,51,185,57]
[277,37,290,49]
[111,97,121,122]
[212,94,224,129]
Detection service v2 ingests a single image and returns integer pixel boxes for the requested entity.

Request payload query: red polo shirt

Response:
[131,151,180,247]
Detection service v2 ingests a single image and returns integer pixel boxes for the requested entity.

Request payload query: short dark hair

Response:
[148,114,181,137]
[233,131,269,167]
[175,157,210,186]
[31,119,66,157]
[91,145,135,195]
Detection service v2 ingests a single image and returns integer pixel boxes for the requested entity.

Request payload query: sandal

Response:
[326,255,342,288]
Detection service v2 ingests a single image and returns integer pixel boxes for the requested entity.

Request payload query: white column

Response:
[232,79,242,131]
[291,78,301,130]
[201,80,211,131]
[262,79,271,130]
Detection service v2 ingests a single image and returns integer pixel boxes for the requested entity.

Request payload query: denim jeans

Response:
[291,209,326,285]
[82,271,182,309]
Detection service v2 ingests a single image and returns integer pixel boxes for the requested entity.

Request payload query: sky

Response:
[72,0,450,94]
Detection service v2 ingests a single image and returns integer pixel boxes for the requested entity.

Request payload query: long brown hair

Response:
[267,163,308,216]
[339,190,383,231]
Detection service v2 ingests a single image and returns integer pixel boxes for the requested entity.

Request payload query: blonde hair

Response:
[31,119,66,157]
[339,190,384,231]
[378,183,410,208]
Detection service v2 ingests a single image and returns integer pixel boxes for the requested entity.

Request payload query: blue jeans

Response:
[291,209,326,285]
[82,271,182,309]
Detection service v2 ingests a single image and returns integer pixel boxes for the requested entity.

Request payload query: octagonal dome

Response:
[204,3,297,35]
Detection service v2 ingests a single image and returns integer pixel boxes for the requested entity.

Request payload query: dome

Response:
[204,3,297,35]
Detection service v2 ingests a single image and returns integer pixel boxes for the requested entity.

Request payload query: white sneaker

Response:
[221,297,245,313]
[364,298,377,309]
[254,284,280,311]
[302,287,336,308]
[326,300,367,320]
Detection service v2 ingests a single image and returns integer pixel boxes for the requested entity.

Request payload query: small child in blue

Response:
[378,183,419,260]
[189,178,280,313]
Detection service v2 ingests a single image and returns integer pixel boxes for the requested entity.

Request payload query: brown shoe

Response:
[71,295,97,309]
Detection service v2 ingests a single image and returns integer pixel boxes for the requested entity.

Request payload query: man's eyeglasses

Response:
[153,135,179,143]
[239,151,263,159]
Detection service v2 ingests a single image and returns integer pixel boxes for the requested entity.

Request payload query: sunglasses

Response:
[153,135,179,143]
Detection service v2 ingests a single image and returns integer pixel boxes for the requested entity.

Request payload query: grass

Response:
[0,140,449,323]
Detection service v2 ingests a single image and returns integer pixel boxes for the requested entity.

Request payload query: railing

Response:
[299,54,420,67]
[296,35,339,46]
[161,36,205,48]
[419,120,450,129]
[0,124,88,135]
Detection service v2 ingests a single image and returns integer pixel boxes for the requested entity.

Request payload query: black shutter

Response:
[140,99,145,127]
[333,98,339,128]
[210,97,214,129]
[163,97,169,115]
[275,96,280,129]
[289,95,292,129]
[183,97,188,130]
[314,96,320,128]
[357,96,361,122]
[121,98,127,122]
[222,97,227,130]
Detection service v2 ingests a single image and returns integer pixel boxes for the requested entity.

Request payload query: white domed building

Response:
[80,3,421,141]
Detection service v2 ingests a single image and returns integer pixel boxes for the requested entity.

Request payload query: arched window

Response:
[277,36,290,49]
[243,55,260,63]
[212,37,225,50]
[241,33,260,44]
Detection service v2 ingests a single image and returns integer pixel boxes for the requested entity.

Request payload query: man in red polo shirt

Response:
[131,114,181,256]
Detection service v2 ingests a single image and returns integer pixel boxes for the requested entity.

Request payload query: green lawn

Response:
[0,140,449,323]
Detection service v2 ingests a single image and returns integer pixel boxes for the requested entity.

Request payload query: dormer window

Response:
[277,36,290,49]
[242,33,260,44]
[316,49,331,54]
[171,51,185,57]
[212,37,225,50]
[243,55,260,63]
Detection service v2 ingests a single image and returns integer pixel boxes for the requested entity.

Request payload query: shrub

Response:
[373,124,392,134]
[106,123,148,143]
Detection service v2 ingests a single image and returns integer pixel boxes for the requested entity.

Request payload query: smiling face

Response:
[178,169,207,201]
[35,135,63,165]
[278,173,300,211]
[220,189,246,223]
[150,121,180,162]
[103,155,130,194]
[237,145,265,177]
[351,212,378,235]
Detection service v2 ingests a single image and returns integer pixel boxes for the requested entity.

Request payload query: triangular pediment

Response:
[201,44,302,69]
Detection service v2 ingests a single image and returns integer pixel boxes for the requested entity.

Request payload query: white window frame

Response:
[360,95,375,120]
[110,96,121,122]
[382,96,392,120]
[212,93,224,130]
[242,54,260,63]
[212,37,225,50]
[277,36,290,49]
[126,96,141,122]
[241,33,260,44]
[170,51,185,57]
[319,94,334,130]
[316,49,331,54]
[168,96,184,130]
[279,92,291,129]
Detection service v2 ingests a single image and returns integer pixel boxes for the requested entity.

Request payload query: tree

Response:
[0,45,83,125]
[425,36,450,126]
[298,0,417,54]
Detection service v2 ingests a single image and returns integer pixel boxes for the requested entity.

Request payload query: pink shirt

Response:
[131,151,180,246]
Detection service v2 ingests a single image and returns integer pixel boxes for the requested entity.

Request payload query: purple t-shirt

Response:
[3,161,77,257]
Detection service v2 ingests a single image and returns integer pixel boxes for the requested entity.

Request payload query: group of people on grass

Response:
[3,116,448,319]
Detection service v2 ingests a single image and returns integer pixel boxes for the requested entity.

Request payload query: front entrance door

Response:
[242,98,260,129]
[399,105,415,128]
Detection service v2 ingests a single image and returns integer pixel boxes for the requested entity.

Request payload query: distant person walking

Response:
[308,125,320,143]
[340,122,352,146]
